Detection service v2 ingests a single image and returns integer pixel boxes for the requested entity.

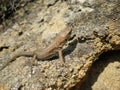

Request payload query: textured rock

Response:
[0,0,120,90]
[80,51,120,90]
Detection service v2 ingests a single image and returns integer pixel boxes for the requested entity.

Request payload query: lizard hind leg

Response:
[31,55,37,66]
[29,55,38,75]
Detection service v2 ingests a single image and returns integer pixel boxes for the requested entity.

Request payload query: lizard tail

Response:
[0,51,34,71]
[11,51,34,61]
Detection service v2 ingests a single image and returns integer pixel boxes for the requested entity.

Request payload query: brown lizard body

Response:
[12,27,72,61]
[0,27,72,70]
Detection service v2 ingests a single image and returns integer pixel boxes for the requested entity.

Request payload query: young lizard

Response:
[0,27,72,70]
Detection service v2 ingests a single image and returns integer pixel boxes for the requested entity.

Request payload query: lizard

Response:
[0,27,72,70]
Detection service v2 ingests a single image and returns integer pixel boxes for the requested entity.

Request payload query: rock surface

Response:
[80,51,120,90]
[0,0,120,90]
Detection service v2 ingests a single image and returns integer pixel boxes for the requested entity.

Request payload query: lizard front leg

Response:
[58,49,66,65]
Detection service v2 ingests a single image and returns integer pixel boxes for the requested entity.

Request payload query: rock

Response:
[0,0,119,90]
[80,51,120,90]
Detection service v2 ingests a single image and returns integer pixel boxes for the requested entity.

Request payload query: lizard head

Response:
[60,27,72,40]
[55,27,72,47]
